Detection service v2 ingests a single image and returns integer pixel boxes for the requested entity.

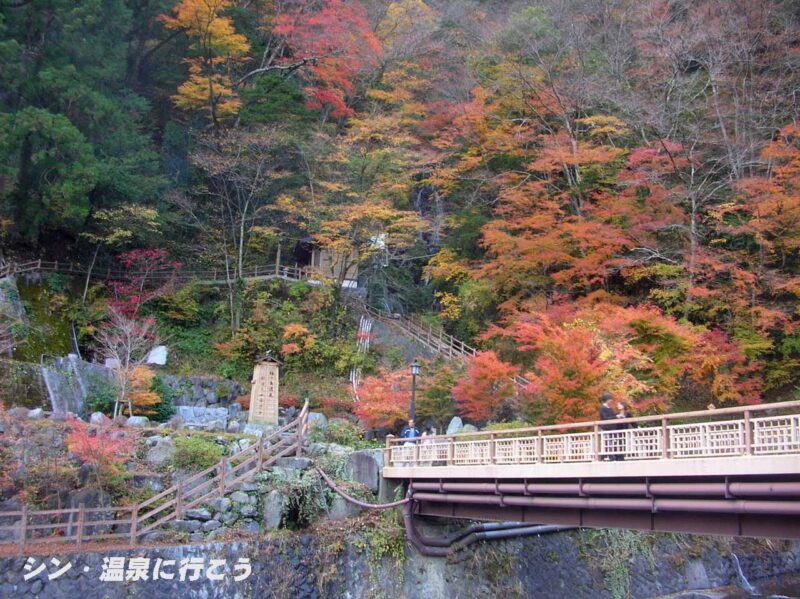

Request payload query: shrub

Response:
[85,376,119,415]
[310,419,380,450]
[151,376,176,422]
[172,435,223,470]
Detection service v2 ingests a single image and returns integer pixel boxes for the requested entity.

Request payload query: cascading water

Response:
[40,354,112,417]
[731,553,758,595]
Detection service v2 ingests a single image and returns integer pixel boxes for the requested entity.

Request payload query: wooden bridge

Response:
[384,400,800,540]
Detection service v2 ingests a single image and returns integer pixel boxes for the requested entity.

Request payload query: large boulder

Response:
[274,457,312,471]
[27,408,44,420]
[202,520,222,532]
[172,519,201,533]
[126,416,149,428]
[307,412,328,429]
[327,496,362,520]
[446,416,464,435]
[208,497,232,513]
[238,519,260,534]
[68,488,113,535]
[89,412,111,426]
[324,443,351,456]
[345,449,384,493]
[146,437,175,469]
[131,474,164,493]
[262,490,286,530]
[462,424,478,433]
[184,508,212,521]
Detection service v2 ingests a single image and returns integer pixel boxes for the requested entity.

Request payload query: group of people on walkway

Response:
[400,419,437,444]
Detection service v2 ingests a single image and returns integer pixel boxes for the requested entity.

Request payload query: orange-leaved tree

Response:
[128,366,162,416]
[352,369,411,429]
[66,418,133,491]
[452,351,520,423]
[274,0,382,118]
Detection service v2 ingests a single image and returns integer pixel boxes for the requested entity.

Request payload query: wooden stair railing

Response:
[364,306,530,388]
[0,400,309,552]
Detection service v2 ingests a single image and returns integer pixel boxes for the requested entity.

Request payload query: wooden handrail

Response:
[386,399,800,446]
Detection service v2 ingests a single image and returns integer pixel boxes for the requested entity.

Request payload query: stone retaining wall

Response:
[162,375,245,408]
[1,529,798,598]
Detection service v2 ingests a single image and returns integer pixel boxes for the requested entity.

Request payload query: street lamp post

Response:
[410,360,420,421]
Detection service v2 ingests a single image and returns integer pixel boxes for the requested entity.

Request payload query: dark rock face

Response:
[345,450,383,493]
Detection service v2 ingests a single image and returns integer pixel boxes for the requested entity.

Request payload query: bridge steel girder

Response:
[413,501,800,539]
[407,474,800,540]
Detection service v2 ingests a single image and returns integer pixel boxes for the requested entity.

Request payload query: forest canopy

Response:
[1,0,799,426]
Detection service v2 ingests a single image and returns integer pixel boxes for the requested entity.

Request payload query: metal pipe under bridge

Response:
[383,400,800,539]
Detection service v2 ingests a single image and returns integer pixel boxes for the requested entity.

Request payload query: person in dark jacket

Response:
[614,401,633,461]
[400,419,420,441]
[599,393,617,460]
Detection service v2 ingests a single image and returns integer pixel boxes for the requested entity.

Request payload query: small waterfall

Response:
[350,315,374,400]
[41,354,111,417]
[731,553,758,595]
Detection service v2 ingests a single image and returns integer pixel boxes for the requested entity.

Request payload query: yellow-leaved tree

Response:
[161,0,250,124]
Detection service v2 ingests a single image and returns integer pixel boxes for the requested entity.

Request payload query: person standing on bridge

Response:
[615,401,633,461]
[599,393,618,460]
[400,419,420,442]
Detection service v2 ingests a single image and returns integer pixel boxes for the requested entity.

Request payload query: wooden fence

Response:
[0,259,313,284]
[0,401,308,553]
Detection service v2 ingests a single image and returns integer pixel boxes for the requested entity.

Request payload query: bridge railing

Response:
[385,400,800,467]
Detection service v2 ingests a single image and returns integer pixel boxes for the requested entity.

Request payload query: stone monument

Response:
[248,355,280,425]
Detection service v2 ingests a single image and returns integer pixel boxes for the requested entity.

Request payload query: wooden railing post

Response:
[175,482,183,520]
[384,434,394,465]
[744,410,752,455]
[446,436,454,465]
[537,430,544,463]
[661,418,669,459]
[219,457,228,495]
[76,503,85,547]
[413,441,420,466]
[489,433,496,464]
[593,424,600,461]
[295,415,305,457]
[129,505,138,547]
[18,505,27,554]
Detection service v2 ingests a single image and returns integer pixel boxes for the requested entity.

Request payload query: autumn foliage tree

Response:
[66,418,133,492]
[161,0,250,124]
[452,351,519,422]
[274,0,382,118]
[353,369,411,429]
